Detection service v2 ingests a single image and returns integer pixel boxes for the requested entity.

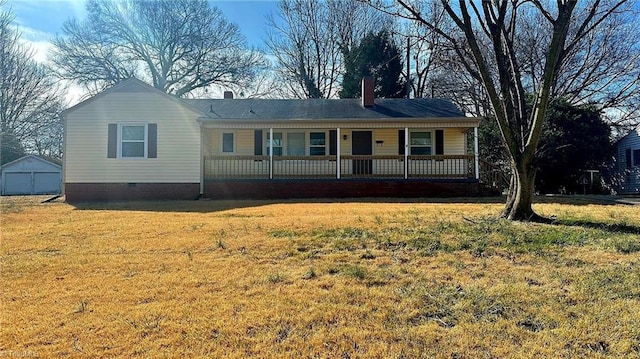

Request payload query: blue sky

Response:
[7,0,279,50]
[4,0,280,102]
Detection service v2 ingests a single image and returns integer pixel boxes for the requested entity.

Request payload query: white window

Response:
[410,131,432,155]
[287,132,305,156]
[222,132,234,153]
[267,132,283,156]
[310,132,326,156]
[120,124,147,158]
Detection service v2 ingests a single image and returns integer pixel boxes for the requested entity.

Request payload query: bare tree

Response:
[401,3,450,99]
[368,0,639,221]
[328,0,395,54]
[266,0,392,99]
[0,1,66,160]
[51,0,265,97]
[266,0,340,98]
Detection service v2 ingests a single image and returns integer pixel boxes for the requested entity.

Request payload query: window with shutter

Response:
[148,124,157,158]
[410,132,432,155]
[435,130,444,155]
[120,124,147,158]
[254,130,263,155]
[398,130,405,155]
[107,124,117,158]
[222,133,234,153]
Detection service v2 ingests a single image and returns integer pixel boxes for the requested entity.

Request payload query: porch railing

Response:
[204,155,476,180]
[479,159,509,191]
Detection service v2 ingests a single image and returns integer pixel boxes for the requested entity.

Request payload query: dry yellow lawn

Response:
[1,196,639,358]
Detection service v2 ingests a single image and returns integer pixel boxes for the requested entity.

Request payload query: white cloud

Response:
[18,36,88,106]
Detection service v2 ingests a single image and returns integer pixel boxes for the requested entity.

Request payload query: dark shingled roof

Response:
[184,98,466,120]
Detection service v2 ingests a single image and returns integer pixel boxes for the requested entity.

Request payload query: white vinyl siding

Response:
[443,128,466,154]
[65,92,202,183]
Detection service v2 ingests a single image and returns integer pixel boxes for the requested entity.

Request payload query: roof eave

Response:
[62,78,209,118]
[197,116,480,123]
[1,154,62,169]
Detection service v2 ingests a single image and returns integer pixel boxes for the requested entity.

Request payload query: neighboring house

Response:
[616,125,640,194]
[63,78,491,201]
[1,155,62,195]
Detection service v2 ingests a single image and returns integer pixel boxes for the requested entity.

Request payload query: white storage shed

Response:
[1,155,62,195]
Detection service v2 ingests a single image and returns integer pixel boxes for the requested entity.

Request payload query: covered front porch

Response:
[202,123,480,178]
[199,120,495,198]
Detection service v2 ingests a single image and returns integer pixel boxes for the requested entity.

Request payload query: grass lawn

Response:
[1,196,639,358]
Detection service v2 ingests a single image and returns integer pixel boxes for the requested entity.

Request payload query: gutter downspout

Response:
[337,128,341,179]
[199,122,205,196]
[404,127,409,179]
[61,113,67,197]
[269,128,273,179]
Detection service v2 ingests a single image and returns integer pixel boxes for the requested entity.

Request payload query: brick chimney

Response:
[361,76,374,107]
[223,91,234,99]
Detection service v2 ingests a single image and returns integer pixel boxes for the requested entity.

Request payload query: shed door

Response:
[352,131,372,175]
[33,172,61,194]
[4,173,31,195]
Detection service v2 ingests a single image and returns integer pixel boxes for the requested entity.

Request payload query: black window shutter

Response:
[254,130,263,155]
[148,123,157,158]
[398,130,405,155]
[107,124,117,158]
[329,130,337,155]
[626,148,632,168]
[435,130,444,155]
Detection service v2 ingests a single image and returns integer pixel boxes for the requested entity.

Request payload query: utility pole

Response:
[406,37,410,99]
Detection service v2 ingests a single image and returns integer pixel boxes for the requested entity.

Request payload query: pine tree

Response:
[340,31,405,99]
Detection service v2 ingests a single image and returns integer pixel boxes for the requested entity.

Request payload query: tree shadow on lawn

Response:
[554,218,640,235]
[67,194,634,213]
[534,195,634,206]
[69,196,507,213]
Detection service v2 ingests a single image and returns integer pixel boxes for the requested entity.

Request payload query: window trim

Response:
[263,130,330,156]
[222,132,235,153]
[309,131,326,156]
[118,122,148,159]
[267,131,284,156]
[409,130,433,155]
[286,132,305,156]
[633,149,640,167]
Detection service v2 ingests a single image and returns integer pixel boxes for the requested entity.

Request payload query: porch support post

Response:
[474,126,479,180]
[336,128,341,179]
[404,127,409,179]
[199,123,204,196]
[269,128,273,179]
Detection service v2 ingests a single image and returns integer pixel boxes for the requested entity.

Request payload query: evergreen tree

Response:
[340,31,405,99]
[479,100,614,194]
[536,101,613,194]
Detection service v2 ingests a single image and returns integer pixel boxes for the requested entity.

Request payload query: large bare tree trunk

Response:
[501,159,545,221]
[373,0,633,221]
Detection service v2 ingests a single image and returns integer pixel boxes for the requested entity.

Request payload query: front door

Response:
[352,131,372,175]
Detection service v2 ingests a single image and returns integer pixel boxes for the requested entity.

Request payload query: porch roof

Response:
[186,98,475,122]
